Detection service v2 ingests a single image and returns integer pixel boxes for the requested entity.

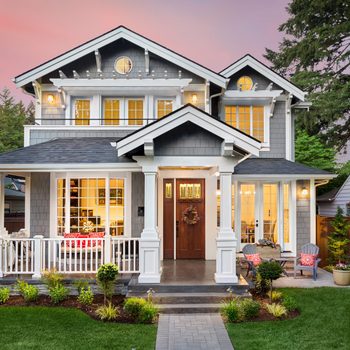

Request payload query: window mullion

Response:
[250,105,253,136]
[65,175,70,234]
[106,176,110,236]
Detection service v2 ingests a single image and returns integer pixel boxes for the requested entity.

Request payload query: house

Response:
[317,175,350,217]
[4,176,25,215]
[0,26,334,283]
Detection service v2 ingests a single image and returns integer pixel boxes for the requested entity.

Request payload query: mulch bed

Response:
[0,294,140,323]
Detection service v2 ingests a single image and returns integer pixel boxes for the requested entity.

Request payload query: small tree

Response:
[257,261,283,303]
[328,207,350,265]
[96,263,119,305]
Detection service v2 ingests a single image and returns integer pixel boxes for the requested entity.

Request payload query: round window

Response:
[114,56,133,75]
[237,76,253,91]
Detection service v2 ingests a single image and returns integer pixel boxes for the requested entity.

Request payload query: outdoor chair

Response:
[294,243,321,281]
[242,244,260,277]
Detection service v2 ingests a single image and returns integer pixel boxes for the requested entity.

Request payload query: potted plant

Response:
[327,208,350,285]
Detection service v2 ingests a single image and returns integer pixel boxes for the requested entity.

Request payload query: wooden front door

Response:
[176,179,205,259]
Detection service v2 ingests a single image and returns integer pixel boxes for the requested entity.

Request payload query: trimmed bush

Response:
[220,300,240,322]
[77,287,94,306]
[240,299,260,320]
[257,261,283,302]
[0,287,10,304]
[253,272,271,296]
[265,303,287,318]
[96,303,119,321]
[42,269,63,289]
[124,297,147,319]
[49,284,68,304]
[282,295,298,312]
[16,280,39,303]
[138,302,158,323]
[96,263,119,304]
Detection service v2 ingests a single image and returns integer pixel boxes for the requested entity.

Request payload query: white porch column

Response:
[138,170,161,284]
[215,172,238,284]
[0,173,7,236]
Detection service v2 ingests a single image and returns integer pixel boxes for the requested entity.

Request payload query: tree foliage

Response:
[295,130,336,172]
[265,0,350,150]
[0,88,34,153]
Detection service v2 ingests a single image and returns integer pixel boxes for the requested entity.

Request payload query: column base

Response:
[32,273,42,280]
[138,237,161,284]
[215,236,238,284]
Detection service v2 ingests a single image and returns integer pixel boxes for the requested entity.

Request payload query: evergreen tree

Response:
[0,88,34,153]
[328,207,350,264]
[265,0,350,150]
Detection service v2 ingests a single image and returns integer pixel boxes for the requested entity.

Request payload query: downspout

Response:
[209,78,229,115]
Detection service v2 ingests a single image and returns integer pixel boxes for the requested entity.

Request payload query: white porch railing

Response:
[0,235,139,278]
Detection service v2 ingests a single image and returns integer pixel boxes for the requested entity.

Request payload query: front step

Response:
[157,303,222,314]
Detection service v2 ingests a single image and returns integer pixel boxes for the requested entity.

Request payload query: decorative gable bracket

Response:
[221,140,235,156]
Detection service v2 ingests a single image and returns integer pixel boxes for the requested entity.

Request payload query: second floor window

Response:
[157,99,173,119]
[128,99,144,126]
[225,105,265,142]
[103,99,120,125]
[75,99,90,125]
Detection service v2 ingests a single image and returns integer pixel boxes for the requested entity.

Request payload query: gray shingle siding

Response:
[131,172,144,237]
[154,122,223,156]
[296,180,311,253]
[30,172,50,237]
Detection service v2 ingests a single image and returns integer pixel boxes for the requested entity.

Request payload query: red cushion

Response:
[245,253,262,266]
[89,232,105,238]
[300,253,317,266]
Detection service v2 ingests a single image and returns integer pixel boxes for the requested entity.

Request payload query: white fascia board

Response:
[0,163,141,172]
[117,106,261,157]
[220,56,305,101]
[24,125,141,132]
[223,90,283,99]
[232,174,336,180]
[15,27,226,88]
[50,78,192,88]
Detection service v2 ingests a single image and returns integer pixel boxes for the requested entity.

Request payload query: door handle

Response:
[255,220,259,227]
[176,220,179,238]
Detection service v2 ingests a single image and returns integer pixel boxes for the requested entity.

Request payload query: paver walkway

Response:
[156,313,234,350]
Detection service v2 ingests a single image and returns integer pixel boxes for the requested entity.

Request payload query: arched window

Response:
[114,56,133,74]
[237,76,253,91]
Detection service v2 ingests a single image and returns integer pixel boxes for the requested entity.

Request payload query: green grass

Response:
[227,288,350,350]
[0,307,157,350]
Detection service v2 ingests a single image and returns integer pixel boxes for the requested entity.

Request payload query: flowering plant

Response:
[334,263,350,271]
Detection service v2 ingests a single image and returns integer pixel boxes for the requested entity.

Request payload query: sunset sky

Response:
[0,0,290,104]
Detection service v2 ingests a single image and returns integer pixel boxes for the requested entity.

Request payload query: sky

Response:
[0,0,290,104]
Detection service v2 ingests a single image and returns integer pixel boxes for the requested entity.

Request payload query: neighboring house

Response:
[317,175,350,217]
[4,176,25,214]
[0,26,334,284]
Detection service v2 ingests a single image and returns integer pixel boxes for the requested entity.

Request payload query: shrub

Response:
[0,287,10,304]
[220,300,241,322]
[74,279,89,293]
[240,299,260,320]
[124,297,147,319]
[96,303,119,321]
[16,280,39,303]
[268,290,283,302]
[138,302,158,323]
[282,295,298,312]
[49,284,68,304]
[253,273,271,296]
[265,303,287,318]
[77,287,94,306]
[257,261,283,303]
[42,269,63,289]
[96,263,119,304]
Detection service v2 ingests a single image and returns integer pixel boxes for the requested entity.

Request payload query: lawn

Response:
[227,287,350,350]
[0,306,157,350]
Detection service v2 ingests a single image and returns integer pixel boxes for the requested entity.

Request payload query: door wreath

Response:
[182,205,200,225]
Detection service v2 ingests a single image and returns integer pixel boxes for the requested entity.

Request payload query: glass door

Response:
[262,184,278,243]
[240,184,258,245]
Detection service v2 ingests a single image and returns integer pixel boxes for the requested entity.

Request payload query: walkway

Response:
[156,313,234,350]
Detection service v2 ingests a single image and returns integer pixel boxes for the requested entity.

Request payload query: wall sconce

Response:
[191,93,198,104]
[47,94,55,104]
[301,187,308,197]
[216,189,221,196]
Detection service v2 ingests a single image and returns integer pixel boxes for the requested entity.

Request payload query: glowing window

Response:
[114,56,133,75]
[179,184,201,199]
[128,100,144,126]
[103,99,120,125]
[157,99,173,119]
[237,76,253,91]
[74,99,90,125]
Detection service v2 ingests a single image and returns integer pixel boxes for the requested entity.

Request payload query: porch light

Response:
[47,94,54,104]
[216,189,221,196]
[301,187,308,196]
[191,93,198,104]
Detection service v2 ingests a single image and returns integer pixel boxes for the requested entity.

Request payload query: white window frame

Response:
[154,97,176,119]
[71,97,93,126]
[102,97,123,126]
[50,172,132,238]
[125,97,146,126]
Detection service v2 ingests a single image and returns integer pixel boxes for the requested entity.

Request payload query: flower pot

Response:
[333,269,350,286]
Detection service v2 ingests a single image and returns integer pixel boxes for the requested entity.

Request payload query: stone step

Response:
[127,291,251,304]
[157,303,222,314]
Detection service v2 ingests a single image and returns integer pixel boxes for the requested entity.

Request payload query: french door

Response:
[238,182,292,251]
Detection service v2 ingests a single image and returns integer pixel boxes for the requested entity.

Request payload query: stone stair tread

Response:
[157,303,221,309]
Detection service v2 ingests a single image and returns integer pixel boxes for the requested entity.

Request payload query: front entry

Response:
[176,179,205,259]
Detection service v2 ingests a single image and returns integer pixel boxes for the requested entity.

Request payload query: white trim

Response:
[25,175,31,234]
[15,26,226,88]
[24,124,141,132]
[310,179,316,244]
[0,164,140,172]
[233,174,336,180]
[117,106,261,157]
[220,55,306,101]
[223,90,283,100]
[285,94,292,160]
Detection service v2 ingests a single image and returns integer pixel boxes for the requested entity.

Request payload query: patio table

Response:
[273,257,294,277]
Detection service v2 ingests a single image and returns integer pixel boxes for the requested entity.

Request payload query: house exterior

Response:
[0,26,334,283]
[317,175,350,217]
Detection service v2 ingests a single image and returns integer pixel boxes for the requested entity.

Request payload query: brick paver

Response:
[156,313,234,350]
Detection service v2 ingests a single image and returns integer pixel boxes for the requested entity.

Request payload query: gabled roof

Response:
[317,175,350,202]
[220,54,306,101]
[116,104,261,157]
[14,25,227,88]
